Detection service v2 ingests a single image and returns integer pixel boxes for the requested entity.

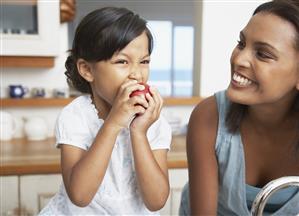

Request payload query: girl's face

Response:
[226,13,299,107]
[90,31,150,105]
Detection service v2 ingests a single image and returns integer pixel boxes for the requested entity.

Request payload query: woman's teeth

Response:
[233,73,252,86]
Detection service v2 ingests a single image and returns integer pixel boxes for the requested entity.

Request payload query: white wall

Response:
[200,0,266,97]
[1,1,266,138]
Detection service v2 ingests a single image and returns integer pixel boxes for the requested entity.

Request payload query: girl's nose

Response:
[129,67,143,82]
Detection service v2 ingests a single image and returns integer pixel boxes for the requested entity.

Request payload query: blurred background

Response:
[0,0,266,215]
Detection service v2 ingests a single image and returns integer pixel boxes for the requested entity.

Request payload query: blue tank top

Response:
[215,90,299,215]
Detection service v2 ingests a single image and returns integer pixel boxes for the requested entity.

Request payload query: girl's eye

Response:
[237,40,245,49]
[115,60,128,64]
[141,59,150,64]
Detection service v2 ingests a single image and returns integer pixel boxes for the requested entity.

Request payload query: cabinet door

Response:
[160,169,188,215]
[0,176,19,216]
[20,174,62,215]
[1,0,59,56]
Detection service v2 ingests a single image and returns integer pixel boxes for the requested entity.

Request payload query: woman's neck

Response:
[246,93,297,131]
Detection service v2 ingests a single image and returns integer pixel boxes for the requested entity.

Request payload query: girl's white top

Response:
[39,95,172,215]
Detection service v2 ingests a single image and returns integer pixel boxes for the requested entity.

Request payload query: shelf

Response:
[1,98,73,107]
[0,56,55,68]
[1,0,37,6]
[0,97,202,107]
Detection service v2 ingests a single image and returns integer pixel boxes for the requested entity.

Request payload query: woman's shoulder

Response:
[187,95,218,149]
[190,94,218,127]
[187,90,232,151]
[189,90,229,131]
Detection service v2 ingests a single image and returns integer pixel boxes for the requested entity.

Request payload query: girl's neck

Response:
[91,94,111,120]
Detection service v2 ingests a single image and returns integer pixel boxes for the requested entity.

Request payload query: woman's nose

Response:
[231,48,251,69]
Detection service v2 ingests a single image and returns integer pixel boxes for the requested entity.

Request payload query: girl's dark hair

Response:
[65,7,153,94]
[225,0,299,148]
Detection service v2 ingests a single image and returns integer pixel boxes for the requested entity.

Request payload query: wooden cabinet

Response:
[0,175,61,216]
[160,169,188,215]
[20,174,62,215]
[0,176,19,216]
[1,0,60,57]
[0,171,187,216]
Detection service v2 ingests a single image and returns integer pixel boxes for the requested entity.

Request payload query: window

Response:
[147,22,194,97]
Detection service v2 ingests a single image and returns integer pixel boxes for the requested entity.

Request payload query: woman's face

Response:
[89,31,150,105]
[226,12,299,107]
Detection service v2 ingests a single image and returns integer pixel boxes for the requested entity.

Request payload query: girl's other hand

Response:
[130,86,163,134]
[105,80,149,130]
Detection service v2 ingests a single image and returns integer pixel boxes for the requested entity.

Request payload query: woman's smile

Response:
[231,72,255,88]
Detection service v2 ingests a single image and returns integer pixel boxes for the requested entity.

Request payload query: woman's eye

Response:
[256,51,273,59]
[237,40,245,49]
[141,59,150,64]
[115,60,128,64]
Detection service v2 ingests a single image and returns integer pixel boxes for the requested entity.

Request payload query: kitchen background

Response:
[1,0,265,215]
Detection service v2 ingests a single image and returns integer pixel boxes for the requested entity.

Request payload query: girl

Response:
[180,0,299,215]
[39,7,171,215]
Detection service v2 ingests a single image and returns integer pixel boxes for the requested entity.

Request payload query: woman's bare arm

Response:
[187,96,219,215]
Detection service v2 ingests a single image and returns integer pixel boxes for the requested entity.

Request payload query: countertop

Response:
[0,135,187,176]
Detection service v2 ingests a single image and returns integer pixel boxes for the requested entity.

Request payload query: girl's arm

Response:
[61,80,148,207]
[130,88,170,211]
[130,133,169,211]
[187,96,219,215]
[60,121,121,207]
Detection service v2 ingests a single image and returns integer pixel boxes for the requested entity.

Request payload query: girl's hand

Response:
[105,80,149,130]
[130,86,163,134]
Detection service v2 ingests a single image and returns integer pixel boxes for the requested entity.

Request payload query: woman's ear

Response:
[77,59,94,82]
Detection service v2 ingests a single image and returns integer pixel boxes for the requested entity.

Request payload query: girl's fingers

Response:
[120,82,146,98]
[118,80,138,96]
[133,105,146,115]
[147,86,162,115]
[129,95,149,109]
[145,92,155,112]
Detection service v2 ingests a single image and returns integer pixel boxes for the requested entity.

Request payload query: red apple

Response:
[129,83,151,98]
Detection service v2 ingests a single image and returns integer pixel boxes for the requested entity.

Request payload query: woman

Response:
[180,0,299,215]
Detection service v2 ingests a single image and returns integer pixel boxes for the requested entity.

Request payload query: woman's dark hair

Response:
[65,7,153,94]
[225,0,299,149]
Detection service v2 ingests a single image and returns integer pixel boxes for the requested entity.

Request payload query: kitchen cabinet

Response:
[20,174,62,215]
[0,176,19,216]
[1,0,60,57]
[0,171,187,216]
[0,174,61,216]
[160,169,188,215]
[19,171,188,216]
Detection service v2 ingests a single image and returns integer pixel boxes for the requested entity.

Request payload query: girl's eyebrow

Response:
[117,52,150,59]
